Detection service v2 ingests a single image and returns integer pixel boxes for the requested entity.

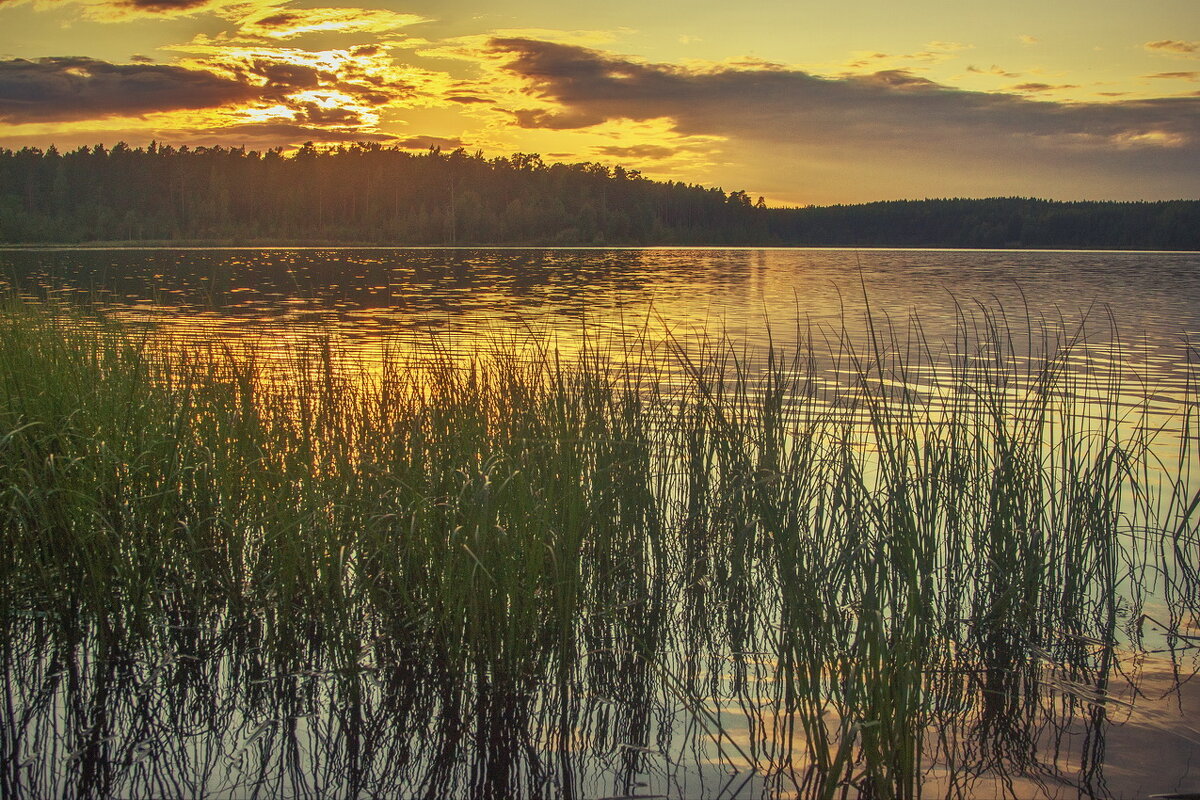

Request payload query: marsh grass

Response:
[0,298,1197,799]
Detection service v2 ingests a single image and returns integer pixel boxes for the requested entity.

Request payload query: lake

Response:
[1,247,1198,799]
[4,246,1199,344]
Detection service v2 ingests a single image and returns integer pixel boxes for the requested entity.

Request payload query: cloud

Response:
[444,94,494,104]
[0,0,277,22]
[291,101,364,126]
[7,0,423,26]
[840,41,966,72]
[170,42,437,130]
[0,56,259,123]
[1007,82,1079,93]
[856,70,939,89]
[486,37,1198,149]
[926,41,970,52]
[116,0,210,11]
[482,37,1200,200]
[234,6,428,41]
[595,144,676,160]
[416,28,625,63]
[967,64,1022,79]
[1145,40,1199,58]
[0,42,439,141]
[1019,34,1040,45]
[1145,72,1200,81]
[83,0,238,20]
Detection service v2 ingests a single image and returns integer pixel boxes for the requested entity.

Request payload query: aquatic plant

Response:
[0,299,1196,798]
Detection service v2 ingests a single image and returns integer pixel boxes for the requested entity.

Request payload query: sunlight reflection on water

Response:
[2,247,1198,799]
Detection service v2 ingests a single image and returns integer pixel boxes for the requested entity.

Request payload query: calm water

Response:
[6,246,1198,449]
[3,247,1198,344]
[2,247,1199,799]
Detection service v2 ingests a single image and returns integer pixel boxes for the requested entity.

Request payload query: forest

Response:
[1,141,1197,249]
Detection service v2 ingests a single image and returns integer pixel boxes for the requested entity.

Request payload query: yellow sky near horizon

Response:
[0,0,1196,204]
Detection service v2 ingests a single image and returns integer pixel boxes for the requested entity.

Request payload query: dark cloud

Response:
[486,37,1200,200]
[853,70,939,89]
[129,54,156,64]
[293,102,363,126]
[115,0,211,12]
[1146,72,1200,81]
[0,56,259,123]
[1146,40,1199,55]
[187,51,412,110]
[0,0,213,13]
[254,12,299,28]
[1008,82,1079,92]
[0,52,404,135]
[488,38,1199,151]
[0,0,219,17]
[445,94,494,104]
[247,59,325,91]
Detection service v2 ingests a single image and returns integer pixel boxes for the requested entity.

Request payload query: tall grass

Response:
[0,299,1196,799]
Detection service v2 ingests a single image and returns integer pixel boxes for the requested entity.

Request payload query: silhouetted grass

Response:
[0,298,1196,799]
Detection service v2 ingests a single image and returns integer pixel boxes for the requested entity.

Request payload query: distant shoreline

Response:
[4,147,1197,250]
[1,241,1197,253]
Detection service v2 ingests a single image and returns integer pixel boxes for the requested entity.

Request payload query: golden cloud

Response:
[967,64,1022,79]
[840,42,968,73]
[108,40,467,138]
[417,28,628,64]
[1145,40,1199,58]
[1008,82,1080,93]
[77,0,246,22]
[1145,72,1199,82]
[8,0,424,28]
[594,143,676,160]
[234,6,428,41]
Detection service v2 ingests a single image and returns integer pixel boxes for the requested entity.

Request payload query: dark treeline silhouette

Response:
[1,141,1197,249]
[767,197,1200,250]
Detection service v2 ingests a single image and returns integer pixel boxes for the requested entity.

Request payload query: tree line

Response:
[0,142,1196,249]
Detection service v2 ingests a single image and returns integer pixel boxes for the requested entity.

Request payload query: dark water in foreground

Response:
[1,247,1199,799]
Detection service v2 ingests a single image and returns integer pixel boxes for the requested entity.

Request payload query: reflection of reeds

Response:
[0,299,1197,799]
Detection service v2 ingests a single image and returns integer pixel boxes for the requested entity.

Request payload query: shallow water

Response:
[2,247,1198,799]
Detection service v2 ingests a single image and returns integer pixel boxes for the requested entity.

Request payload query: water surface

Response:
[2,247,1198,799]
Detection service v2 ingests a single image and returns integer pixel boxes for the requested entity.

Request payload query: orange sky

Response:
[1,0,1196,204]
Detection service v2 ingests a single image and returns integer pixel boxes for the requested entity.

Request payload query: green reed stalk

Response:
[0,297,1196,799]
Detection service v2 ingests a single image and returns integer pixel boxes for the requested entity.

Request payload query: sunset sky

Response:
[1,0,1196,205]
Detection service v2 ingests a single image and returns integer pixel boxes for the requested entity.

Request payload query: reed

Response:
[0,298,1196,799]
